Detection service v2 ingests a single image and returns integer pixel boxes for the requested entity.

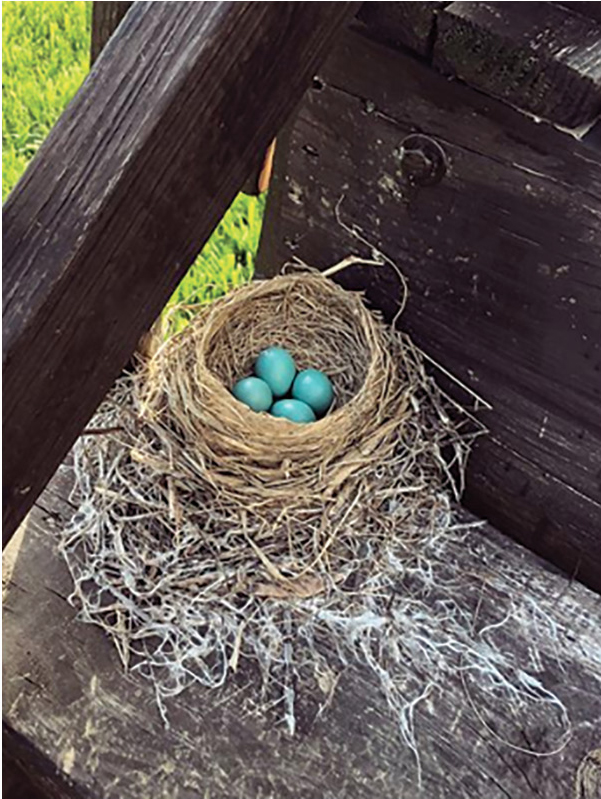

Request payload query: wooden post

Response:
[2,1,359,543]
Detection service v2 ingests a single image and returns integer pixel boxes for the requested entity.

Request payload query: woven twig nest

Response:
[64,271,471,721]
[62,270,573,764]
[140,272,423,539]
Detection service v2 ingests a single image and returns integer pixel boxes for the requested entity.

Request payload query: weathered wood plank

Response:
[357,2,449,58]
[2,1,358,544]
[557,2,601,24]
[3,470,600,799]
[92,1,271,199]
[255,29,601,591]
[90,1,131,64]
[434,2,601,128]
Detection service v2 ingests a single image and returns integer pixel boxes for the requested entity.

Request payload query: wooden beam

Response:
[90,1,132,64]
[92,0,271,200]
[3,470,601,798]
[434,2,601,128]
[256,29,601,591]
[2,1,358,544]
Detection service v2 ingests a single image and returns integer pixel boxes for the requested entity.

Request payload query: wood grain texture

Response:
[90,1,132,64]
[2,1,358,544]
[3,469,601,799]
[255,29,601,591]
[434,2,601,128]
[557,2,601,25]
[357,2,449,58]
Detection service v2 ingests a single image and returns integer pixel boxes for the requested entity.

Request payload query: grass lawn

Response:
[2,1,263,329]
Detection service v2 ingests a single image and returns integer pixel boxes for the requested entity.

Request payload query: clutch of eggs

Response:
[231,347,334,423]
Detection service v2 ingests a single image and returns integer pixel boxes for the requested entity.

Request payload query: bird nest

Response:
[60,269,570,773]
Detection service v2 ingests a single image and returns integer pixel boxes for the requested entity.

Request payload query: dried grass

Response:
[60,270,572,779]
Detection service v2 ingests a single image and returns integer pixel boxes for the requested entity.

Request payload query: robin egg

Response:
[292,369,334,416]
[232,377,273,412]
[271,399,316,423]
[254,347,296,397]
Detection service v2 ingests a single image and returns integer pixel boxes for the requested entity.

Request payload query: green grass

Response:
[164,192,264,336]
[2,0,262,329]
[2,1,91,197]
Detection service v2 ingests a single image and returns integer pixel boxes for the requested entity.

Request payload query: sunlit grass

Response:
[2,1,91,197]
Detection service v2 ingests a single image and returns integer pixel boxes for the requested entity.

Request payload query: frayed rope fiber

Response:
[60,270,572,776]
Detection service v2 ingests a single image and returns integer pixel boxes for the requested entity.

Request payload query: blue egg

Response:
[232,377,272,412]
[254,347,296,397]
[292,370,334,416]
[271,399,316,424]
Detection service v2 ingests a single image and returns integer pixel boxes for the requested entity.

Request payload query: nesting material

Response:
[61,271,571,775]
